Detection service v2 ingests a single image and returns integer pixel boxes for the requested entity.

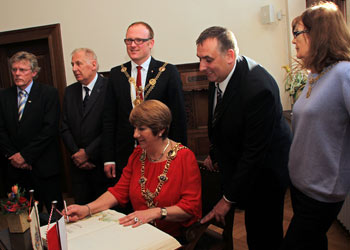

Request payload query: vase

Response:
[6,212,30,233]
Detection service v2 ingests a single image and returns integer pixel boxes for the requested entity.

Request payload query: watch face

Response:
[161,208,167,216]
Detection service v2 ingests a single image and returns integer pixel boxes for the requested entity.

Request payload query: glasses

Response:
[124,38,151,45]
[11,68,31,73]
[293,30,308,38]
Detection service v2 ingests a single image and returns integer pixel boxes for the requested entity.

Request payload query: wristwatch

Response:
[160,207,167,220]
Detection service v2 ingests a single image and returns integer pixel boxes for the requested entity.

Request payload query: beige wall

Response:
[1,0,307,109]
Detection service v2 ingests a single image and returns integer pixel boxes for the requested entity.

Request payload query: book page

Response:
[40,210,180,250]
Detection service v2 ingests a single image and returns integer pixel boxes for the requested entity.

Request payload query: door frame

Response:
[0,23,66,100]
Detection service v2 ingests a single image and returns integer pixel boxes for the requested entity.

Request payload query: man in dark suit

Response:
[197,27,292,250]
[61,48,109,204]
[103,21,187,182]
[0,51,63,211]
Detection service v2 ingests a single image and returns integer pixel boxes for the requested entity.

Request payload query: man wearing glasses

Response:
[102,22,187,183]
[0,51,63,212]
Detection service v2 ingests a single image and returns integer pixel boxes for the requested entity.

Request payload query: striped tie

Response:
[216,84,223,106]
[18,90,27,121]
[212,84,223,126]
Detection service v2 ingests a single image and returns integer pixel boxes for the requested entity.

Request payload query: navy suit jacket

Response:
[61,74,108,163]
[102,57,187,171]
[0,82,61,178]
[208,56,292,206]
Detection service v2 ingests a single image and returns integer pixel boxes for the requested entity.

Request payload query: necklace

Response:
[120,63,168,106]
[139,143,185,208]
[147,139,170,162]
[306,63,338,98]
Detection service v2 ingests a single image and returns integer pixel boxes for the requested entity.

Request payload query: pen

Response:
[64,200,69,222]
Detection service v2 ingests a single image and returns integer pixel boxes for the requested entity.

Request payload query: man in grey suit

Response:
[61,48,109,204]
[0,51,63,211]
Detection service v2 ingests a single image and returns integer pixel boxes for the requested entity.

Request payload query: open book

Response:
[40,209,181,250]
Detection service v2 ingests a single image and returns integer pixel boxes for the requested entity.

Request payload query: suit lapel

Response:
[212,57,244,129]
[71,83,83,117]
[82,75,103,117]
[145,57,160,100]
[9,86,19,126]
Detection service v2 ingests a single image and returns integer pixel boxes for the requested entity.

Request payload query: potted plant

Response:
[0,184,30,233]
[282,58,308,106]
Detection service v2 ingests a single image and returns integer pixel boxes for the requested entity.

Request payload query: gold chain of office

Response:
[306,62,338,98]
[121,62,168,106]
[138,143,185,208]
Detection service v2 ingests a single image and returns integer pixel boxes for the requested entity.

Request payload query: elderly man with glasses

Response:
[102,22,187,187]
[0,51,63,212]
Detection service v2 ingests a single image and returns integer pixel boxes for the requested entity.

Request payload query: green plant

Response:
[282,58,308,103]
[0,184,29,214]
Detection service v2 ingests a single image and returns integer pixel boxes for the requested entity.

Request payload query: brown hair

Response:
[129,100,172,139]
[9,51,41,79]
[196,26,239,56]
[127,21,154,39]
[293,1,350,73]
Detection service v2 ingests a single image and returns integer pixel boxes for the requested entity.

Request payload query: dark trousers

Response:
[7,164,63,212]
[281,185,344,250]
[71,162,110,205]
[243,168,287,250]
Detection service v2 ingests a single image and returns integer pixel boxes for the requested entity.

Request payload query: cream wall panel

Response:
[1,0,305,109]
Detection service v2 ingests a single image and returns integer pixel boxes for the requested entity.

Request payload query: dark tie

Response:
[216,84,223,106]
[136,66,143,100]
[83,87,90,109]
[18,90,27,121]
[212,84,223,125]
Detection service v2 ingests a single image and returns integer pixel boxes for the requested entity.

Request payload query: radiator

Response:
[338,194,350,232]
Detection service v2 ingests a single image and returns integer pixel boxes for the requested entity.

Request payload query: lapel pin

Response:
[28,100,32,103]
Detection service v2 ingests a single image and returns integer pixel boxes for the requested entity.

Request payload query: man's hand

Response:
[8,153,26,168]
[200,197,232,225]
[203,155,219,172]
[72,148,89,166]
[104,164,116,178]
[79,162,96,170]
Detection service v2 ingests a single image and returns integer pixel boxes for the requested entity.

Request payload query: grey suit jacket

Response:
[61,74,108,163]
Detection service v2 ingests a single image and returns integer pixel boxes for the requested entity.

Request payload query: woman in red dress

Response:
[65,100,202,238]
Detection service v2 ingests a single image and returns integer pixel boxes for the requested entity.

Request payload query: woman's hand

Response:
[119,208,160,228]
[62,204,90,222]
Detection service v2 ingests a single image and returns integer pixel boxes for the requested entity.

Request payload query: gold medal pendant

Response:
[134,98,142,106]
[149,78,156,86]
[129,77,135,84]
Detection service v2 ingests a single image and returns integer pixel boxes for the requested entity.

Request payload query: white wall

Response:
[0,0,306,109]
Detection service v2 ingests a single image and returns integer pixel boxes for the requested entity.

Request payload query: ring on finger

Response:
[134,217,139,223]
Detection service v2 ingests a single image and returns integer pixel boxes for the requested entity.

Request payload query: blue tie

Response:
[18,90,27,121]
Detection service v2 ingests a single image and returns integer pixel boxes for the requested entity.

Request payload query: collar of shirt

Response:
[213,62,236,112]
[17,81,33,104]
[216,61,236,94]
[17,81,33,96]
[131,56,151,88]
[81,73,98,99]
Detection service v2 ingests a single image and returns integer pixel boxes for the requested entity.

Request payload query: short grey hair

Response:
[71,48,99,71]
